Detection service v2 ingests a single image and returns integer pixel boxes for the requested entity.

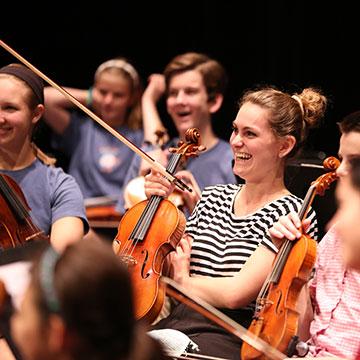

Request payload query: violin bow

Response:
[0,39,191,193]
[162,277,287,360]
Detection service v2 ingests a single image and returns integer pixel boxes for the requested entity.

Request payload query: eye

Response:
[185,88,198,95]
[4,105,17,112]
[231,124,238,134]
[168,89,178,98]
[245,130,256,137]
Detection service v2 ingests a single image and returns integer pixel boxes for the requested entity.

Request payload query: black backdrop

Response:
[2,1,359,158]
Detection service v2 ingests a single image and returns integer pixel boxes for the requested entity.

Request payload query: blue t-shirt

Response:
[1,159,88,236]
[116,138,236,213]
[52,111,144,199]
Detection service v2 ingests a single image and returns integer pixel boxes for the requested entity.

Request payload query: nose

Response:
[103,93,114,105]
[174,90,186,104]
[230,132,244,147]
[336,160,347,178]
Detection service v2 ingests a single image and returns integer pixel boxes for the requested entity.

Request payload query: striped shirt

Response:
[185,184,318,289]
[153,184,318,360]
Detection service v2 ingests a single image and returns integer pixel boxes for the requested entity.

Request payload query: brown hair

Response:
[31,239,135,360]
[338,110,360,134]
[163,52,228,102]
[239,87,327,157]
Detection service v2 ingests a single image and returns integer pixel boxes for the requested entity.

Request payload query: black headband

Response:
[0,64,44,104]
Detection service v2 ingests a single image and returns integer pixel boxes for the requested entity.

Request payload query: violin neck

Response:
[297,184,317,222]
[128,152,183,242]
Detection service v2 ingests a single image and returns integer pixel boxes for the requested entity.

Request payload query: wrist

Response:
[86,87,93,107]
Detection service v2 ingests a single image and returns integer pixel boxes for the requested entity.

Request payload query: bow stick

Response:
[162,277,287,360]
[0,39,191,193]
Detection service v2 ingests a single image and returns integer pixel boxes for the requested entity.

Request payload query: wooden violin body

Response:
[0,174,48,251]
[241,234,316,359]
[114,199,186,323]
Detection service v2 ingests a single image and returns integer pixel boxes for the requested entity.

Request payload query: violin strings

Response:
[119,153,182,264]
[256,184,318,311]
[0,176,40,235]
[126,152,181,256]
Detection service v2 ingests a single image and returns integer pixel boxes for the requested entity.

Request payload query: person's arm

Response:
[296,284,313,341]
[0,339,16,360]
[43,87,88,135]
[141,74,168,145]
[50,216,84,253]
[172,241,276,309]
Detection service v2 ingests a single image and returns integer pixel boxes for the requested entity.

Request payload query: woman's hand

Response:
[144,169,175,199]
[172,170,201,214]
[170,235,193,286]
[269,212,311,248]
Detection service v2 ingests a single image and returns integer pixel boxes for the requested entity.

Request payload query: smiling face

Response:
[166,70,219,136]
[0,76,42,154]
[230,102,294,184]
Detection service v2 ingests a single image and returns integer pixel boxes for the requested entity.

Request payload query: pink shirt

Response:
[308,226,360,358]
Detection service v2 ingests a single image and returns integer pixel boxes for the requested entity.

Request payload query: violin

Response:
[113,128,205,323]
[124,176,185,211]
[0,174,49,251]
[241,156,340,360]
[124,130,185,211]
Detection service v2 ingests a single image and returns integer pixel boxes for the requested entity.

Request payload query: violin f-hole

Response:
[140,249,150,279]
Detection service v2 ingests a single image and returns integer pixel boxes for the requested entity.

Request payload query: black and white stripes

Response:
[185,184,318,279]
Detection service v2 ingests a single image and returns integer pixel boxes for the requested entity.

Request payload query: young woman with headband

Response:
[43,57,158,202]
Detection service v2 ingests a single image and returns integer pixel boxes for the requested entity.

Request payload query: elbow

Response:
[224,292,252,310]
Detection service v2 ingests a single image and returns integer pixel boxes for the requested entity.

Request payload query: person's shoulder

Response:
[202,183,240,197]
[268,192,310,215]
[320,224,339,246]
[39,161,79,188]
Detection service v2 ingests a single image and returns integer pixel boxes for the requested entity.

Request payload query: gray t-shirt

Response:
[1,159,88,235]
[52,111,144,199]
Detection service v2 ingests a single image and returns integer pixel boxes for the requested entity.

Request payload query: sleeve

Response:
[184,186,215,238]
[51,112,82,156]
[49,168,89,234]
[115,142,155,214]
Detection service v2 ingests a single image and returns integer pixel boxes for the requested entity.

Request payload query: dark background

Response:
[2,1,360,157]
[2,1,358,236]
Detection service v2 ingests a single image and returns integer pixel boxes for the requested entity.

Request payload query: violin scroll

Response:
[168,128,206,159]
[312,156,340,196]
[323,156,340,170]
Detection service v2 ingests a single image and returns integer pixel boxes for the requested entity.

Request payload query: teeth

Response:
[235,152,252,160]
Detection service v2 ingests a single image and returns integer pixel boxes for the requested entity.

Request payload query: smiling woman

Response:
[0,63,88,252]
[143,86,327,360]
